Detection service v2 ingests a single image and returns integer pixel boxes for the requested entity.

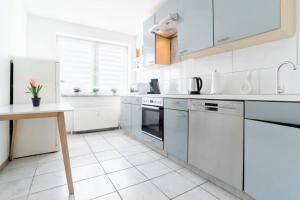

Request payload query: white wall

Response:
[10,0,27,56]
[136,1,300,95]
[26,15,137,89]
[0,0,12,165]
[0,0,27,165]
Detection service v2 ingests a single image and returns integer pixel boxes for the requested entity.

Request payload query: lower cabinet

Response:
[62,97,120,132]
[245,119,300,200]
[131,104,142,138]
[120,97,142,137]
[123,103,132,135]
[164,108,188,162]
[74,107,119,131]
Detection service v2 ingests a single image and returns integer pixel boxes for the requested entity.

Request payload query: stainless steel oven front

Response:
[141,97,164,141]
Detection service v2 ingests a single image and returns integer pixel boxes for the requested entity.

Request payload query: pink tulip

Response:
[30,79,38,88]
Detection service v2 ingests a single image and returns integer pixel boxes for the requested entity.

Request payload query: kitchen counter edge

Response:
[121,94,300,102]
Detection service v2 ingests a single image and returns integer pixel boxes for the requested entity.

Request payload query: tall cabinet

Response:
[11,58,60,158]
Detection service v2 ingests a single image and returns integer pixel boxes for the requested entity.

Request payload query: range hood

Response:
[149,13,178,38]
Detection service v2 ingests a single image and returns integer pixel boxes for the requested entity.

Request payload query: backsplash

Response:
[135,34,300,95]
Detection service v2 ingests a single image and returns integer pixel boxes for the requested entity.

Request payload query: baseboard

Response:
[73,127,119,134]
[0,158,9,172]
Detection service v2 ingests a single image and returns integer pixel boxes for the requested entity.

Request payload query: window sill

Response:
[61,94,119,98]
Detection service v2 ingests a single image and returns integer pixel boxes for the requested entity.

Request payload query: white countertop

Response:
[124,94,300,102]
[0,103,74,115]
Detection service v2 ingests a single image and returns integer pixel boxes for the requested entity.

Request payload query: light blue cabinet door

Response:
[177,0,213,55]
[245,119,300,200]
[120,102,126,128]
[164,109,188,161]
[143,15,156,66]
[123,103,132,135]
[214,0,281,45]
[131,104,142,138]
[155,0,178,23]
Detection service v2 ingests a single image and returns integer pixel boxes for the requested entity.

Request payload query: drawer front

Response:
[139,132,163,150]
[164,98,188,111]
[121,96,131,104]
[130,97,142,105]
[245,101,300,125]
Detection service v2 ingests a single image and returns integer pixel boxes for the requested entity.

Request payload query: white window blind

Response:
[97,43,127,92]
[58,36,128,94]
[58,37,95,93]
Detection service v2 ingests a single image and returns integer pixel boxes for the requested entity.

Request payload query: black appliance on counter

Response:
[148,79,161,94]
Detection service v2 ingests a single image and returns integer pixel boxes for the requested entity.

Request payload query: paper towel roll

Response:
[210,70,222,94]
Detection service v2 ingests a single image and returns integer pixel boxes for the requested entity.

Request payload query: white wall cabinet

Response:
[62,96,120,132]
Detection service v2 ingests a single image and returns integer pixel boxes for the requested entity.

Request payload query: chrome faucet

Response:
[276,61,298,94]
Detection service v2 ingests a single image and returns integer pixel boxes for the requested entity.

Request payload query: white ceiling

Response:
[24,0,166,36]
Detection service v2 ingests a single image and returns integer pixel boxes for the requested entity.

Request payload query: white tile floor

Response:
[0,129,241,200]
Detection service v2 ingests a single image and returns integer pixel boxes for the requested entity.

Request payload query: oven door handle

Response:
[142,105,160,110]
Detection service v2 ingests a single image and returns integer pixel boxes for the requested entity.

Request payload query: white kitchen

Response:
[0,0,300,200]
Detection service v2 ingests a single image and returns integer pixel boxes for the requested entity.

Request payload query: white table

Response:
[0,103,74,194]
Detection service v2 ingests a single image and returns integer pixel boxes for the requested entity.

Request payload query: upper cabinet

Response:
[142,0,295,63]
[143,15,156,66]
[143,15,171,67]
[155,0,178,23]
[214,0,281,45]
[177,0,214,55]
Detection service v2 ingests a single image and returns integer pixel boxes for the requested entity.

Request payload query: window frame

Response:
[56,34,130,95]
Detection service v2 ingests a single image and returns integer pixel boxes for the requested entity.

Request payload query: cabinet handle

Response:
[179,50,188,54]
[217,36,231,43]
[176,113,186,117]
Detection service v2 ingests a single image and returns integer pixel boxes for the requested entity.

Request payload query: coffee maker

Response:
[148,79,161,94]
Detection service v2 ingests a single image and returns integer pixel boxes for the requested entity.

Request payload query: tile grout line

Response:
[25,157,40,200]
[169,185,199,200]
[83,133,124,200]
[102,133,173,200]
[104,132,208,200]
[6,130,238,200]
[108,144,172,200]
[200,185,224,200]
[200,183,241,200]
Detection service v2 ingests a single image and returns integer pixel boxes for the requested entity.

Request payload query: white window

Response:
[58,36,128,94]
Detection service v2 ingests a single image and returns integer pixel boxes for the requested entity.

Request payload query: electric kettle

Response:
[188,77,203,95]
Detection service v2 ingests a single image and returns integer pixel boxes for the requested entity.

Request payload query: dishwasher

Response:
[188,100,244,190]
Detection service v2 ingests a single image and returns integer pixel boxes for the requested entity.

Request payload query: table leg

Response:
[57,112,74,194]
[10,120,18,161]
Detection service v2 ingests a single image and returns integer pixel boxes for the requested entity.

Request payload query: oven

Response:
[141,97,164,141]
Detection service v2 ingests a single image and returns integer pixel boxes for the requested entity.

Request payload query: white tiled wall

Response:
[135,1,300,95]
